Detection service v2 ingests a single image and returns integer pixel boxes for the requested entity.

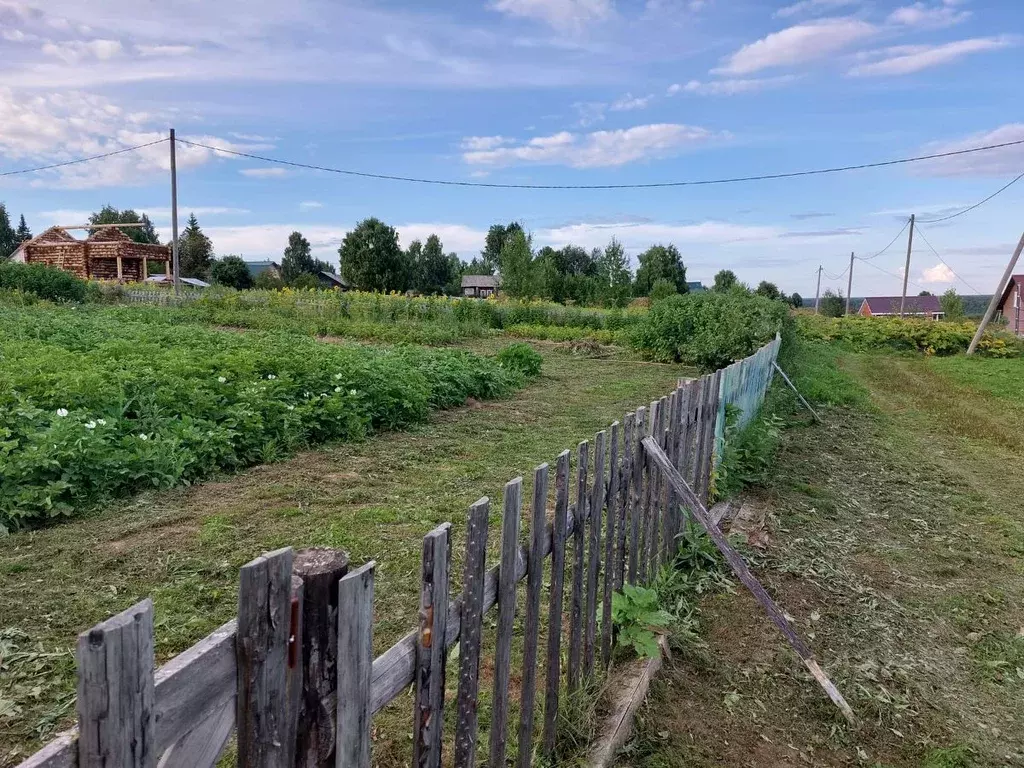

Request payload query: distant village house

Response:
[996,275,1023,336]
[462,274,500,298]
[859,295,944,320]
[9,225,171,282]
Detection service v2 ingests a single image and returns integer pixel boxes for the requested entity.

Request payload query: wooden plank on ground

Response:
[568,441,588,691]
[518,464,550,768]
[585,430,605,677]
[336,561,375,768]
[76,599,155,768]
[490,479,523,768]
[602,422,619,667]
[413,524,452,768]
[542,451,571,757]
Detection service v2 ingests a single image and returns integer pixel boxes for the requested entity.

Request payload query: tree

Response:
[281,231,316,284]
[15,214,31,245]
[789,292,803,309]
[755,281,783,301]
[918,290,933,296]
[414,234,456,295]
[820,288,845,318]
[713,269,738,292]
[89,205,159,244]
[254,270,285,290]
[940,287,965,321]
[0,204,17,260]
[498,229,536,298]
[480,222,522,274]
[634,244,686,296]
[210,255,253,290]
[178,213,213,278]
[596,237,632,307]
[444,253,465,295]
[339,217,409,292]
[649,277,678,302]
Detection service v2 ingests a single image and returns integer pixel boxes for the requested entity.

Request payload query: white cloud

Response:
[461,136,513,151]
[490,0,614,30]
[774,0,861,19]
[397,223,487,254]
[239,167,289,178]
[572,101,607,127]
[848,36,1014,76]
[299,201,323,210]
[535,220,782,252]
[134,44,194,57]
[922,263,955,283]
[41,38,122,64]
[914,123,1024,177]
[888,1,970,29]
[610,93,653,111]
[142,206,251,219]
[714,18,875,75]
[673,75,797,95]
[462,124,719,169]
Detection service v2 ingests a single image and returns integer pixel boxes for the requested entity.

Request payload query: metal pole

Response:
[813,265,822,314]
[170,128,180,295]
[845,251,854,315]
[899,214,915,317]
[967,230,1024,355]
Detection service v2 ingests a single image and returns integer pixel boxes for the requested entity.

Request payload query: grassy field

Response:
[622,348,1024,767]
[0,336,691,766]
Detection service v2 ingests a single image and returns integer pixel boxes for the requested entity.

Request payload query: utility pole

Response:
[170,128,180,295]
[898,214,915,318]
[967,230,1024,355]
[814,265,822,314]
[845,251,854,315]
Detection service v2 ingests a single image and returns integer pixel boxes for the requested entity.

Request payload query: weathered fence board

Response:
[413,524,452,768]
[335,561,375,768]
[616,413,633,592]
[602,422,619,667]
[542,451,571,757]
[568,441,588,691]
[584,430,605,677]
[628,405,646,585]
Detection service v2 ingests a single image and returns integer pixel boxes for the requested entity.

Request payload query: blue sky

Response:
[0,0,1022,296]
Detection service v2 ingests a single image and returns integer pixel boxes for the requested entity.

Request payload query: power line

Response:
[176,135,1024,191]
[823,265,848,280]
[914,224,983,294]
[857,255,928,293]
[858,218,911,261]
[917,170,1024,223]
[0,138,168,177]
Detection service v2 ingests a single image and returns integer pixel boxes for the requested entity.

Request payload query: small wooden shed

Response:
[10,225,171,282]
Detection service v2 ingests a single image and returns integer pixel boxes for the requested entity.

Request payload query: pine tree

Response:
[15,214,31,244]
[0,204,17,260]
[178,213,214,278]
[281,231,316,284]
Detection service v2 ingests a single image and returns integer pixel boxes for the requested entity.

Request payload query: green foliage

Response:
[289,272,320,290]
[178,213,213,278]
[755,280,782,301]
[649,277,678,302]
[713,269,738,292]
[789,291,803,308]
[797,314,1024,358]
[634,244,686,296]
[253,270,285,290]
[411,234,457,295]
[504,323,623,345]
[778,338,870,407]
[940,287,965,322]
[715,404,785,499]
[481,221,522,274]
[819,288,845,318]
[281,231,316,284]
[339,217,409,292]
[88,205,159,244]
[209,255,253,290]
[611,584,673,658]
[596,237,633,308]
[0,261,87,303]
[495,342,543,378]
[0,203,17,260]
[629,291,790,371]
[0,303,526,528]
[15,214,31,245]
[498,228,537,299]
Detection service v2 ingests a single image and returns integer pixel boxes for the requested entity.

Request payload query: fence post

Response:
[601,422,619,667]
[568,441,588,691]
[584,429,605,677]
[293,548,349,768]
[617,413,634,591]
[77,599,156,768]
[628,406,646,585]
[413,523,452,768]
[335,562,375,768]
[518,464,550,768]
[237,547,300,768]
[542,451,571,758]
[454,499,490,768]
[489,479,523,768]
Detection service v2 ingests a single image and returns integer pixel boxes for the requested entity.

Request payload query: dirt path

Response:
[623,354,1024,768]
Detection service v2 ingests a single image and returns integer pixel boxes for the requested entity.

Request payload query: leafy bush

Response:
[797,314,1024,358]
[495,342,543,378]
[611,584,673,658]
[0,304,526,529]
[503,323,622,345]
[629,291,791,371]
[714,404,785,499]
[0,261,87,303]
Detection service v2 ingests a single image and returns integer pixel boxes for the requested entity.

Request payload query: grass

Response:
[621,346,1024,768]
[0,336,692,767]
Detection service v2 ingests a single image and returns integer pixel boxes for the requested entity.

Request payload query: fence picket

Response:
[584,430,605,677]
[542,451,570,757]
[76,600,155,768]
[648,398,667,579]
[617,413,634,591]
[413,524,452,768]
[628,406,646,585]
[567,441,588,691]
[692,377,711,499]
[663,389,682,562]
[601,422,619,667]
[336,561,375,768]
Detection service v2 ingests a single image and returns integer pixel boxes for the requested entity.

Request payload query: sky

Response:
[0,0,1022,297]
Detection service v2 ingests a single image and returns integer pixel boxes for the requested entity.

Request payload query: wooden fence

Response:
[17,339,779,768]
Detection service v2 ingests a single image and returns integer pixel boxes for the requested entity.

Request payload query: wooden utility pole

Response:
[814,265,822,314]
[845,252,854,315]
[967,231,1024,355]
[169,128,180,295]
[898,214,915,317]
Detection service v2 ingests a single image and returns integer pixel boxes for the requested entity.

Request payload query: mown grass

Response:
[0,337,691,767]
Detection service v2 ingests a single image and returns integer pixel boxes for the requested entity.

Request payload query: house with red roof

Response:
[858,294,944,320]
[996,275,1023,336]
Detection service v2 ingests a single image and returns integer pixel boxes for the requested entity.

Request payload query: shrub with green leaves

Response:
[0,303,526,529]
[611,584,673,658]
[0,261,87,303]
[629,291,791,371]
[495,342,543,378]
